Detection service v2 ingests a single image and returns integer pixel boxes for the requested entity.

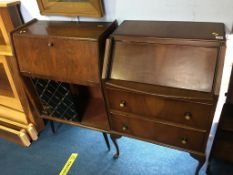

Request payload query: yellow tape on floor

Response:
[59,153,78,175]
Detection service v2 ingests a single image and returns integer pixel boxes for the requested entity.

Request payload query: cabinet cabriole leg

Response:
[103,133,110,151]
[110,134,121,159]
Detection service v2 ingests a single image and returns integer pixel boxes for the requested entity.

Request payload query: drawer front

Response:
[106,88,213,130]
[13,35,100,85]
[111,114,205,152]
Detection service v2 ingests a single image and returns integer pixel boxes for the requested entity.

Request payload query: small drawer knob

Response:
[19,30,27,34]
[181,138,188,145]
[184,112,192,121]
[120,100,126,108]
[48,42,54,47]
[122,125,128,131]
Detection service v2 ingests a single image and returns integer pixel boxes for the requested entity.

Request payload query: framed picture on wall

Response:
[36,0,104,18]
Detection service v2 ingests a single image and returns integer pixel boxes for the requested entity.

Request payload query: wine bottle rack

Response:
[31,78,81,122]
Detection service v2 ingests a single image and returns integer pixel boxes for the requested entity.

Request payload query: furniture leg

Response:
[206,161,211,175]
[190,154,205,175]
[102,133,110,151]
[110,134,121,159]
[195,160,205,175]
[50,121,56,134]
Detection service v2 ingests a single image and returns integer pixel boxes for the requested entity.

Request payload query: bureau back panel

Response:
[110,41,218,92]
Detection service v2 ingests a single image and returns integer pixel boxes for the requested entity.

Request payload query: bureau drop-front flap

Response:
[108,21,225,93]
[13,20,117,86]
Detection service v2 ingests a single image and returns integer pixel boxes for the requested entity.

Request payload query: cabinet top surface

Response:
[113,20,225,41]
[17,20,115,41]
[0,0,20,7]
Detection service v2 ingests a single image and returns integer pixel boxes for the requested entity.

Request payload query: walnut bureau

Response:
[102,21,226,175]
[0,1,44,147]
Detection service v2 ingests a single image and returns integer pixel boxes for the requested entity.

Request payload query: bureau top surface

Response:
[113,20,225,41]
[16,20,114,41]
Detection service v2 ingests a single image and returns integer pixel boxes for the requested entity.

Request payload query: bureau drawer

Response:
[106,88,213,130]
[13,35,100,85]
[110,113,205,152]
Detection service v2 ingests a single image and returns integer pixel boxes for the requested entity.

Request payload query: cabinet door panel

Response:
[13,35,100,85]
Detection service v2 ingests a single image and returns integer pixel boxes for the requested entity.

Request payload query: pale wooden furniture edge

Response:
[0,0,20,7]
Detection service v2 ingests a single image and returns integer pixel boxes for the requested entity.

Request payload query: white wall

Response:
[20,0,233,32]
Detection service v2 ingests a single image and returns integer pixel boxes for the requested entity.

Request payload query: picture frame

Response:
[36,0,104,18]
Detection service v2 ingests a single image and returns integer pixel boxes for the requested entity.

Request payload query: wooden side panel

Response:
[0,29,5,44]
[0,63,13,97]
[0,3,44,146]
[102,38,112,80]
[5,56,44,130]
[213,45,226,95]
[0,105,28,124]
[0,55,24,111]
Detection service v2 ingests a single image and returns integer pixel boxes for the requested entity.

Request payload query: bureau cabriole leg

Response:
[110,134,121,159]
[190,154,205,175]
[195,160,205,175]
[102,133,110,151]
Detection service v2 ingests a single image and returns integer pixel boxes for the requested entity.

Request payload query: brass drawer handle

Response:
[120,100,126,108]
[184,112,192,121]
[122,125,128,131]
[181,138,188,145]
[48,42,54,47]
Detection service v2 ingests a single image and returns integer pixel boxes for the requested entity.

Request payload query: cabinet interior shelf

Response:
[41,98,109,132]
[31,78,109,132]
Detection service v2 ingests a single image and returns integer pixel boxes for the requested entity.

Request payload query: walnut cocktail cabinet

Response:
[12,20,117,140]
[102,21,226,175]
[0,1,44,147]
